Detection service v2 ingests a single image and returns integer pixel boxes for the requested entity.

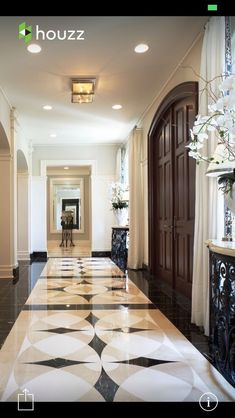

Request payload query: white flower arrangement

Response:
[187,74,235,163]
[110,182,129,210]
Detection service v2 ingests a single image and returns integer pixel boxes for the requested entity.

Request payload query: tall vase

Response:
[225,184,235,214]
[114,208,128,226]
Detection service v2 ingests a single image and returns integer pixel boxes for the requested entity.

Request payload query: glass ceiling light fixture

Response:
[134,43,149,53]
[27,43,41,53]
[71,79,95,104]
[112,104,122,110]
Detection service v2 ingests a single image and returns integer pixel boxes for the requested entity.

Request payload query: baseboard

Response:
[142,263,149,271]
[0,265,15,279]
[17,251,30,261]
[91,251,111,257]
[30,252,48,261]
[13,266,19,281]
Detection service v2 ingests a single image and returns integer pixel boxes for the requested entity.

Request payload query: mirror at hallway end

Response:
[50,177,84,233]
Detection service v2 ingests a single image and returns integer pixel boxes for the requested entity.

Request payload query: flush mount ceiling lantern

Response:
[71,79,95,103]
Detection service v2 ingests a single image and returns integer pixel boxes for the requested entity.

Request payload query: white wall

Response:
[92,175,116,251]
[32,145,118,176]
[140,35,204,265]
[31,176,47,252]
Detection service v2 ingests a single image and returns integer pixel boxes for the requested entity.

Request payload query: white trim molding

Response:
[17,251,30,261]
[0,154,12,161]
[40,160,97,177]
[0,265,15,279]
[17,172,29,178]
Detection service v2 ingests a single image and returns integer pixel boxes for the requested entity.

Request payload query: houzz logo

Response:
[19,22,32,43]
[18,22,85,43]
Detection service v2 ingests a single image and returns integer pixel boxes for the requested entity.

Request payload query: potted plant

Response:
[111,182,129,226]
[187,74,235,164]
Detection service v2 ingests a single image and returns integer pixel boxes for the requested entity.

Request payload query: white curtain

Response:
[128,127,144,269]
[191,17,225,335]
[115,147,122,182]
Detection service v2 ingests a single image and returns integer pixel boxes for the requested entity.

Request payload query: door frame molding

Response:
[148,82,198,273]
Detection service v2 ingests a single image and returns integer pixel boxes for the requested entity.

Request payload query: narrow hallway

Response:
[0,258,234,402]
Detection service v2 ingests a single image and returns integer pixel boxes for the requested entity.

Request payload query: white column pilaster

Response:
[31,176,47,252]
[17,173,30,260]
[10,109,18,270]
[0,154,14,278]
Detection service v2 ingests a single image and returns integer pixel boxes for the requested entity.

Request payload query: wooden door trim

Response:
[148,82,198,273]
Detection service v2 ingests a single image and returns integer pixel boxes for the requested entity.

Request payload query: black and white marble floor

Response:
[0,257,234,402]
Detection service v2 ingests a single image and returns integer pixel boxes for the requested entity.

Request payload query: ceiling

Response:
[0,16,208,145]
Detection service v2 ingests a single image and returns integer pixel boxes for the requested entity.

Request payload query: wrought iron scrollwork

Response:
[210,251,235,387]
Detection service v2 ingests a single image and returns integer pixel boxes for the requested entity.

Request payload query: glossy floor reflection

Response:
[0,258,234,402]
[41,257,124,277]
[26,277,150,305]
[47,241,91,258]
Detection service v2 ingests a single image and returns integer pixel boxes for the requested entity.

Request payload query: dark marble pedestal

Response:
[111,226,129,272]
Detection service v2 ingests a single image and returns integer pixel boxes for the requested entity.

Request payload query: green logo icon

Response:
[19,22,32,43]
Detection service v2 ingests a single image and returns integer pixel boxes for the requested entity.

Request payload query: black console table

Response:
[111,226,129,272]
[208,240,235,388]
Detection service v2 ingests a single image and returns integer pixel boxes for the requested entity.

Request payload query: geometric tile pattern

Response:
[40,257,124,278]
[0,257,235,402]
[26,270,151,305]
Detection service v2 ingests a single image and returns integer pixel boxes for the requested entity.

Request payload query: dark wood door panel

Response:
[175,153,185,220]
[154,109,174,286]
[174,232,194,294]
[148,82,197,300]
[173,98,196,298]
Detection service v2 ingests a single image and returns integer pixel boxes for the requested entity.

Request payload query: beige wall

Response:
[0,88,11,149]
[32,144,119,176]
[140,35,203,265]
[47,174,91,241]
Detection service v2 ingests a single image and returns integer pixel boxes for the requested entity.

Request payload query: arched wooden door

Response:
[148,82,197,298]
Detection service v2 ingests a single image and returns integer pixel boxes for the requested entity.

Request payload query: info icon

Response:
[199,392,218,412]
[17,388,34,411]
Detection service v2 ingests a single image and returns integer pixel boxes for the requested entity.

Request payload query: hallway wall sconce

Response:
[71,79,95,103]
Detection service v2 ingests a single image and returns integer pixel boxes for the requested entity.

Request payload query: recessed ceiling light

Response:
[50,133,57,138]
[112,104,122,110]
[134,43,149,53]
[27,43,42,54]
[43,105,52,110]
[64,167,69,170]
